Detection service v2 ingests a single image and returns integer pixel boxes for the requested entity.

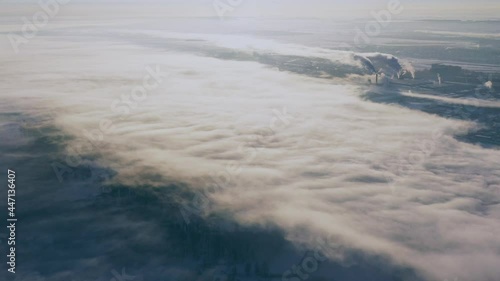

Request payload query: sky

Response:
[1,0,500,19]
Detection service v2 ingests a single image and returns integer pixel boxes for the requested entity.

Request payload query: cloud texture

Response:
[1,29,500,281]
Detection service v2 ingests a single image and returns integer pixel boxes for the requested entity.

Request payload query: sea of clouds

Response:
[1,27,500,281]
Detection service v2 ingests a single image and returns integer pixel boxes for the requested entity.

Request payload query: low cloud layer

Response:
[1,28,500,281]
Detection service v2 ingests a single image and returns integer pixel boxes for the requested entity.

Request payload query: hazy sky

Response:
[1,0,500,19]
